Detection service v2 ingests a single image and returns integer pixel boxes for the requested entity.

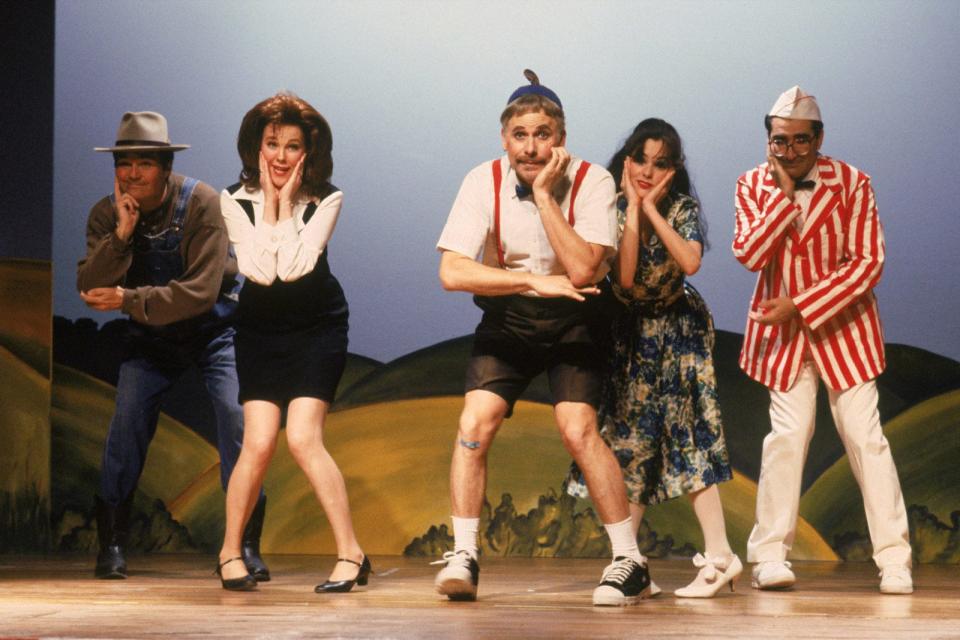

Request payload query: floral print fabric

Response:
[565,195,732,505]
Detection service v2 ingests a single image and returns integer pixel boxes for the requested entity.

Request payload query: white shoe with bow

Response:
[674,553,743,598]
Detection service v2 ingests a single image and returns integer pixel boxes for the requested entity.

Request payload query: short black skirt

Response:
[235,320,348,405]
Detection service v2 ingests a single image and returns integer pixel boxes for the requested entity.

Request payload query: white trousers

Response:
[746,363,912,568]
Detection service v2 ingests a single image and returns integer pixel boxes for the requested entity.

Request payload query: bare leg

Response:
[554,401,629,524]
[689,485,733,557]
[450,390,508,518]
[218,400,281,580]
[629,502,646,538]
[285,397,362,582]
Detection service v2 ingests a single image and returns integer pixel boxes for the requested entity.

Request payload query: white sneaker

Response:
[432,551,480,601]
[675,553,743,598]
[592,556,652,606]
[879,565,913,594]
[751,560,795,590]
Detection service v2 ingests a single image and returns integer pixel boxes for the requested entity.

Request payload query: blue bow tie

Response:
[515,184,532,199]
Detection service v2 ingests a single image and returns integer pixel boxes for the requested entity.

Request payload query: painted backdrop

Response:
[5,0,960,560]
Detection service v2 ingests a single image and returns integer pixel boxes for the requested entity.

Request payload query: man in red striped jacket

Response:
[733,86,913,594]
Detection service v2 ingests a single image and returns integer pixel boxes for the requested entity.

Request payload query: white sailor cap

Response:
[768,85,822,121]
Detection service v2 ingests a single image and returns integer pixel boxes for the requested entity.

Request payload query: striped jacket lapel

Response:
[758,165,801,245]
[798,157,844,243]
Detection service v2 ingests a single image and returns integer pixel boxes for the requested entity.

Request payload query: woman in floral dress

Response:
[566,118,740,598]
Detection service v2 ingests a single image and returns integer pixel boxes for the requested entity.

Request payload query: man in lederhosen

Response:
[434,72,651,606]
[78,111,269,581]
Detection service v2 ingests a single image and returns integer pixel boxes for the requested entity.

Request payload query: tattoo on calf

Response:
[459,438,481,450]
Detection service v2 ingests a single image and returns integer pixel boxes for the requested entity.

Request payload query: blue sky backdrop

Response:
[53,0,960,362]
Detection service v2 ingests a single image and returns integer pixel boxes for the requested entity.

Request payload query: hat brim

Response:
[94,144,190,152]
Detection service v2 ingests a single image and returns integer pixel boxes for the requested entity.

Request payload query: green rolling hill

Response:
[321,329,960,493]
[50,364,219,549]
[168,396,833,558]
[0,347,51,550]
[334,353,383,401]
[0,259,51,551]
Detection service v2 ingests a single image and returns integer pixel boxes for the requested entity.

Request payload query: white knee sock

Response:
[452,516,479,558]
[604,517,644,563]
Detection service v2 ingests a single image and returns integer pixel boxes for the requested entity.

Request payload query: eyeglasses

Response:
[768,134,816,158]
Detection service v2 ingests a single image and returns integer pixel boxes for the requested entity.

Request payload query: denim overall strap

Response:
[125,178,197,288]
[170,176,198,235]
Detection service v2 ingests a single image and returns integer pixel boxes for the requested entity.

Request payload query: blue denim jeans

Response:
[99,326,245,505]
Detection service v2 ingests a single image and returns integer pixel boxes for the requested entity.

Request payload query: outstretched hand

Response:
[528,274,599,301]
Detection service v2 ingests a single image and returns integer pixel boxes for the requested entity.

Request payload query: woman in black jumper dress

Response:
[216,93,368,592]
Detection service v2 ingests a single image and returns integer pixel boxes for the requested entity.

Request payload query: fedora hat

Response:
[94,111,190,152]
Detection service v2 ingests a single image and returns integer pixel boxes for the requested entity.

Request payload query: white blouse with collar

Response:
[221,187,343,286]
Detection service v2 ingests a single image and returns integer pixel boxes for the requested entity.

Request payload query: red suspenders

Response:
[490,158,591,268]
[492,160,505,267]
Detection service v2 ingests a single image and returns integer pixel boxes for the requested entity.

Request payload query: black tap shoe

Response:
[215,556,258,591]
[314,556,372,593]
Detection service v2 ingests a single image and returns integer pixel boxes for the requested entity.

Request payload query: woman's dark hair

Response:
[237,92,333,199]
[608,117,707,247]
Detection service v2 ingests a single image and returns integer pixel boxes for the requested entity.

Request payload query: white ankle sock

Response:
[604,517,644,563]
[451,516,479,558]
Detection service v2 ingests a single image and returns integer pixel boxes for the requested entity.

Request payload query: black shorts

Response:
[464,294,606,415]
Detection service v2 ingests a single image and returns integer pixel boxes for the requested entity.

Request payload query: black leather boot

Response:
[94,494,132,579]
[242,495,271,581]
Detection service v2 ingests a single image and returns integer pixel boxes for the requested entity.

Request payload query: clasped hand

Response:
[749,296,798,325]
[80,286,124,311]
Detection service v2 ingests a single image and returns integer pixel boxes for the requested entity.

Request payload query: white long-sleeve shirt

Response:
[220,185,342,285]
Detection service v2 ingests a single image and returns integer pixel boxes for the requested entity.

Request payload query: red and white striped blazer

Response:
[733,156,885,392]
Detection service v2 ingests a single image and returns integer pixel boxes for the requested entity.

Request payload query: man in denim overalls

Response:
[78,112,269,581]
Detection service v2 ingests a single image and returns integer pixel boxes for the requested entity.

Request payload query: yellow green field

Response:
[1,348,50,497]
[51,364,218,513]
[0,259,52,550]
[166,396,833,558]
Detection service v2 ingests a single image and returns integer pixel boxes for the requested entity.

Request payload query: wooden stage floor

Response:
[0,555,956,639]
